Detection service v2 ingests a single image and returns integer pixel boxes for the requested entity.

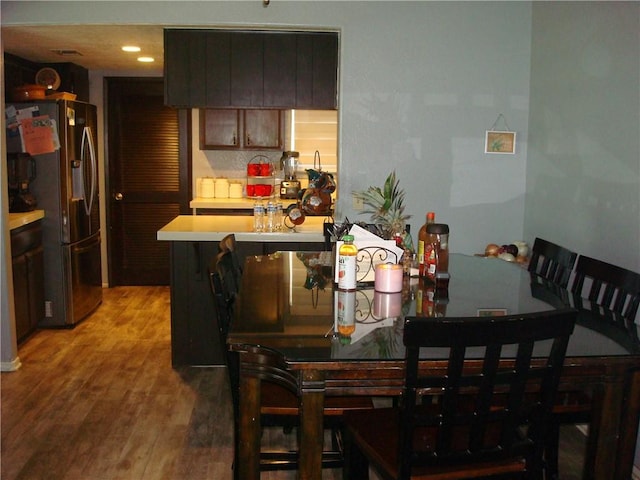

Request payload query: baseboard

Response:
[1,357,22,371]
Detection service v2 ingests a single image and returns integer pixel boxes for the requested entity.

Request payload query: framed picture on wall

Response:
[485,131,516,154]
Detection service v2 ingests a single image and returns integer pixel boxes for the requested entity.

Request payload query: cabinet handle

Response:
[246,134,251,146]
[233,133,237,145]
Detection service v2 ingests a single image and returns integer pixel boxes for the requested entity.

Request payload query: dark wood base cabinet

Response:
[11,221,45,343]
[169,240,324,366]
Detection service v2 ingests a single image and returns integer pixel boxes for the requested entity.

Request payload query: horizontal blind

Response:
[293,110,337,173]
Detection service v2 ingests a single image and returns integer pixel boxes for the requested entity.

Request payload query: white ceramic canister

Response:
[215,177,229,198]
[201,177,215,198]
[229,181,243,199]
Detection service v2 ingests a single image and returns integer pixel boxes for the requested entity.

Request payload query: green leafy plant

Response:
[353,171,411,239]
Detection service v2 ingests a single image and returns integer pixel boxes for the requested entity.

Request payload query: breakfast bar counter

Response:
[157,215,331,367]
[157,214,327,243]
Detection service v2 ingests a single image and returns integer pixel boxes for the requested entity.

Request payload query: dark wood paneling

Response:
[231,32,263,107]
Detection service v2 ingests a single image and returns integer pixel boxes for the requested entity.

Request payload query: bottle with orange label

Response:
[418,212,435,277]
[338,234,358,291]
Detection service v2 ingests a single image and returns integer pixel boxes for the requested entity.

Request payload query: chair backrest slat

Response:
[528,238,577,288]
[399,309,576,478]
[571,254,640,322]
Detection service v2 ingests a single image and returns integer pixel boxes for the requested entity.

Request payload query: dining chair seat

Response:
[342,309,577,480]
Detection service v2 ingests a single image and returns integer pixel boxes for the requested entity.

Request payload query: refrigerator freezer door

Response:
[65,101,100,244]
[66,232,102,325]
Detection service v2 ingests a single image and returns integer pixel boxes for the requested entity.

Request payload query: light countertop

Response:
[8,210,45,230]
[157,215,329,242]
[190,197,257,209]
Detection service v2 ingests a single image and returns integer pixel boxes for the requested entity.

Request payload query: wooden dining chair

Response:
[538,255,640,479]
[342,309,577,480]
[571,254,640,328]
[208,251,374,476]
[528,238,577,288]
[217,233,243,291]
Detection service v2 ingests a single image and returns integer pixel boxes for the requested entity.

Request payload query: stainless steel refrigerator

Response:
[7,100,102,327]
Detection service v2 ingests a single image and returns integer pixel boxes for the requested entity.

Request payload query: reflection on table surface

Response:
[229,252,639,361]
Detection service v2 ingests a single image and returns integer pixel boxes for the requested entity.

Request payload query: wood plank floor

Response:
[1,286,586,479]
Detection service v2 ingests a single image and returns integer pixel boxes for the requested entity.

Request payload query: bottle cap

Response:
[342,234,354,242]
[426,223,449,234]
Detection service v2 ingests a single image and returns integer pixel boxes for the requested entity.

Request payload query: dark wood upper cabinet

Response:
[165,29,338,109]
[200,108,283,150]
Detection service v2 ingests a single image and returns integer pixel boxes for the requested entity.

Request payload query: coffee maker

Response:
[279,151,301,199]
[7,153,38,212]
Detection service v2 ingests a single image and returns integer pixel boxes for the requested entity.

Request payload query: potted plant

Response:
[353,171,414,254]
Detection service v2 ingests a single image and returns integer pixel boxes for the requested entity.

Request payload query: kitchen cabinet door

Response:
[200,109,240,148]
[263,33,297,107]
[164,29,207,107]
[243,110,282,149]
[230,32,263,107]
[200,109,283,150]
[205,32,232,107]
[296,33,339,109]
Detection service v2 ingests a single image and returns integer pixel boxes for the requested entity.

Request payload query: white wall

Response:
[526,1,640,272]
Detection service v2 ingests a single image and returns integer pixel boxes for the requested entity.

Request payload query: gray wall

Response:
[526,2,640,272]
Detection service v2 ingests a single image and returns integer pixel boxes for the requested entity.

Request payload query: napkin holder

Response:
[334,241,402,284]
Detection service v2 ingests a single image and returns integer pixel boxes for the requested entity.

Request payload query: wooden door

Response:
[107,78,188,285]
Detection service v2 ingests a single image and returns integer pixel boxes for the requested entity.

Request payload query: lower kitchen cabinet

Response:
[11,221,45,343]
[169,239,325,366]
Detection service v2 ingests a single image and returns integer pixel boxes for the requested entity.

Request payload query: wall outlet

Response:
[352,195,364,211]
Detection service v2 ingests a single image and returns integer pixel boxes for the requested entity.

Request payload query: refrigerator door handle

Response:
[81,126,98,216]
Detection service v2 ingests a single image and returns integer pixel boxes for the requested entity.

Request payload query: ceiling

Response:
[2,25,165,74]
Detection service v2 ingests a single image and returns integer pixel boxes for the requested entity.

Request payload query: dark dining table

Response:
[228,251,640,480]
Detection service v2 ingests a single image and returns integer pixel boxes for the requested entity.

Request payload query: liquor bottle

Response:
[424,223,450,285]
[338,234,358,290]
[418,212,435,277]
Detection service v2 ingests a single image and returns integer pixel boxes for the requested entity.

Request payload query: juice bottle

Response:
[337,290,356,343]
[418,212,435,277]
[338,234,358,290]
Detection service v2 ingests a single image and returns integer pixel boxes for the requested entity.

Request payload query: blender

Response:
[279,151,301,199]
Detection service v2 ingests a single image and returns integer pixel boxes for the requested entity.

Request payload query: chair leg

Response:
[544,421,561,480]
[343,429,370,480]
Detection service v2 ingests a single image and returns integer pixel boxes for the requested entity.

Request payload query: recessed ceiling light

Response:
[122,45,141,52]
[137,56,155,63]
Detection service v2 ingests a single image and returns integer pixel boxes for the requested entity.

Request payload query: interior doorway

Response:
[106,77,188,285]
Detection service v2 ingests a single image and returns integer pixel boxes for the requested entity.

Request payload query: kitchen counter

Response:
[157,214,329,242]
[160,214,331,366]
[8,210,45,230]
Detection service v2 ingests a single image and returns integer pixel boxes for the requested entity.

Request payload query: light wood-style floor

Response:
[1,286,586,479]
